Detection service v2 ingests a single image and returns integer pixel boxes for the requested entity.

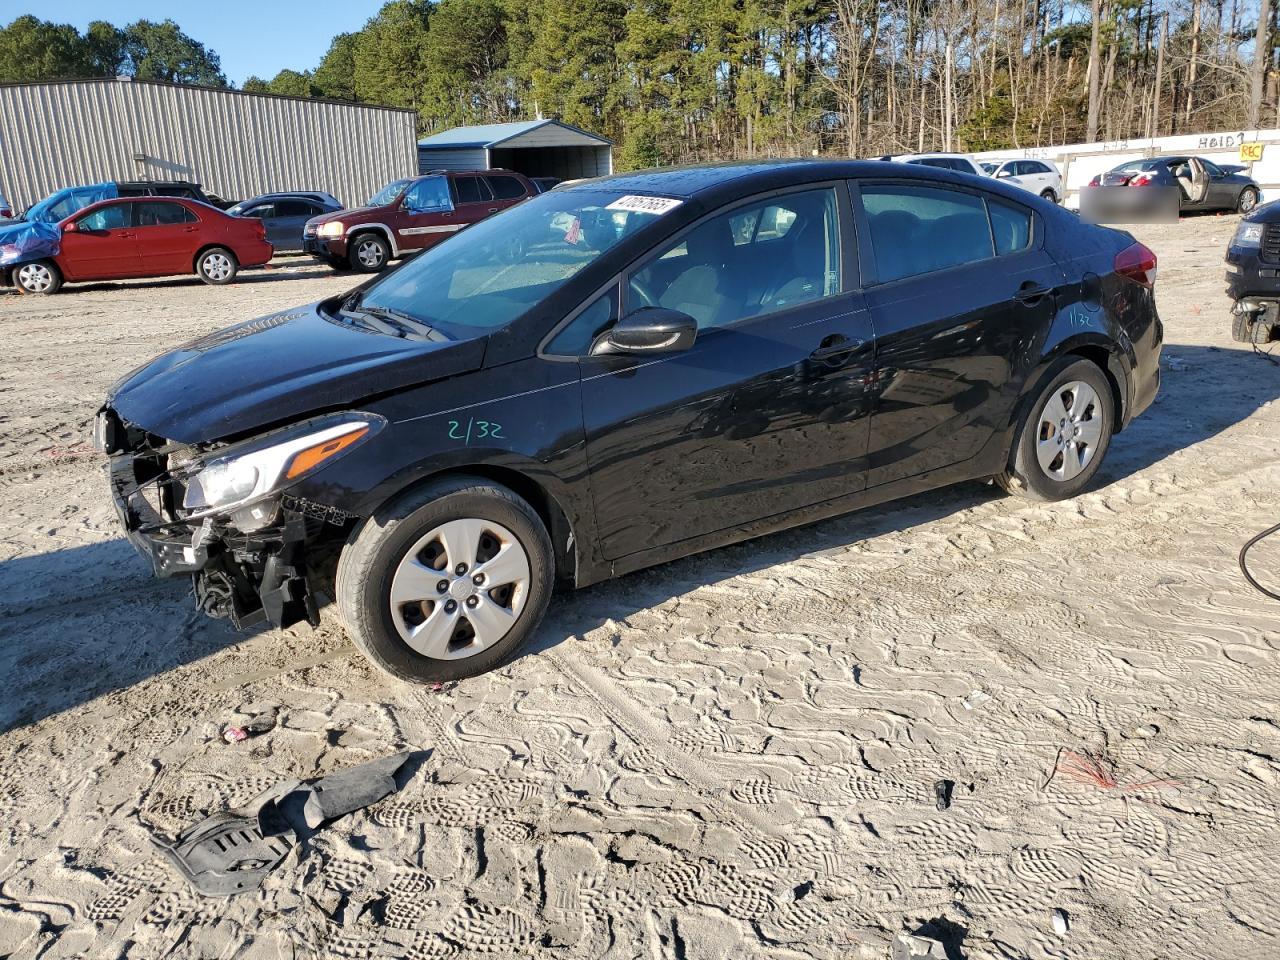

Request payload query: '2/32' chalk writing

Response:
[447,417,504,444]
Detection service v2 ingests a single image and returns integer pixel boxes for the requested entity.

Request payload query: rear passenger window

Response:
[454,177,492,203]
[861,184,993,282]
[487,176,527,200]
[134,201,196,226]
[275,199,319,217]
[988,200,1032,255]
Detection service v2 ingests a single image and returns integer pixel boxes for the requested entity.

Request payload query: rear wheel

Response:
[1040,188,1058,203]
[1238,186,1260,214]
[997,358,1114,501]
[350,232,390,273]
[1233,309,1276,344]
[196,247,238,285]
[13,259,61,294]
[337,478,554,683]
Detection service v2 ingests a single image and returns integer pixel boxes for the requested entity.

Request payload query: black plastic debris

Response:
[153,751,415,897]
[934,779,955,811]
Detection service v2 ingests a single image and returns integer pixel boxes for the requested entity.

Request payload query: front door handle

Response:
[1014,281,1053,305]
[488,207,499,213]
[810,334,865,361]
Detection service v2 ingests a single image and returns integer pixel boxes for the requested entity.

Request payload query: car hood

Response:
[306,204,389,228]
[108,303,486,444]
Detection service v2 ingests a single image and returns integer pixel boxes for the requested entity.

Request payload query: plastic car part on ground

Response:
[152,751,416,897]
[0,221,61,268]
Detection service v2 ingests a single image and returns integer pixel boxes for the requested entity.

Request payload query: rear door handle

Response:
[810,335,865,361]
[488,207,499,213]
[1014,282,1053,305]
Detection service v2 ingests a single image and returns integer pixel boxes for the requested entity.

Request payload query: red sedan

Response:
[8,197,273,294]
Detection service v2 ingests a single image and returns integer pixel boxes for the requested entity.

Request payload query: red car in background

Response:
[6,197,273,294]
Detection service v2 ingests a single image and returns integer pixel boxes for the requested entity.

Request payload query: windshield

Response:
[355,190,677,337]
[24,183,118,223]
[367,179,411,207]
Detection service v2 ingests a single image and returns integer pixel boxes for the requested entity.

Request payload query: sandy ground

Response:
[1,221,1279,960]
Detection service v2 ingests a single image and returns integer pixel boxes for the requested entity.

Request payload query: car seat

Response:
[659,217,736,328]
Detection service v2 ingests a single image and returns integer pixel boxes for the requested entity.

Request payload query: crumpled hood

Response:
[0,219,60,267]
[108,303,486,443]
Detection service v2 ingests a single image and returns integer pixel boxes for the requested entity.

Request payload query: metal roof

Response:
[418,119,612,149]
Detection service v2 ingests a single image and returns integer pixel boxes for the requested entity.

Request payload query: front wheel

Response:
[997,358,1114,501]
[196,247,239,285]
[1040,188,1058,203]
[1238,186,1260,214]
[350,233,390,273]
[337,478,554,683]
[13,259,62,294]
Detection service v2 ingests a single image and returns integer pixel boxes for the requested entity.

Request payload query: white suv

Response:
[888,153,987,178]
[986,159,1062,203]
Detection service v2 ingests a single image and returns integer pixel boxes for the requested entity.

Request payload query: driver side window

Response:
[404,177,453,213]
[77,205,130,231]
[627,187,842,332]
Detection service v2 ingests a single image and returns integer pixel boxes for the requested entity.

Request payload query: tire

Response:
[1238,186,1260,214]
[196,247,238,285]
[13,259,62,294]
[337,477,554,683]
[996,358,1114,501]
[1233,310,1275,344]
[1040,188,1058,203]
[349,232,390,273]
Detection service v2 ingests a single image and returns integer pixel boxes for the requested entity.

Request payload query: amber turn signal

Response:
[284,426,369,480]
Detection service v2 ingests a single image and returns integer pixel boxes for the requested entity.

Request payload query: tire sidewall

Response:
[339,480,554,683]
[197,248,238,285]
[1010,358,1114,500]
[350,233,390,273]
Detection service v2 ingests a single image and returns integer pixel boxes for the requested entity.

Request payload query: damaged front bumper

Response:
[102,410,325,632]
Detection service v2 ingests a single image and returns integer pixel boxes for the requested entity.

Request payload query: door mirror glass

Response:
[592,307,696,356]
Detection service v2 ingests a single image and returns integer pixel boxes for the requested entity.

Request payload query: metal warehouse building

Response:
[0,77,418,212]
[418,120,613,180]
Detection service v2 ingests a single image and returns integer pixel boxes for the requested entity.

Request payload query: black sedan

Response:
[1090,155,1259,213]
[228,192,343,251]
[97,160,1163,683]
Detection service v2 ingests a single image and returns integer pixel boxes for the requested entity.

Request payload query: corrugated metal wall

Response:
[0,79,418,211]
[417,146,489,173]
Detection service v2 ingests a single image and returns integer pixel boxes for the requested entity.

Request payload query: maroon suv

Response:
[303,169,535,272]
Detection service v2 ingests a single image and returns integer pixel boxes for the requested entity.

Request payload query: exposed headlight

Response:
[182,414,383,518]
[1234,222,1265,247]
[316,221,345,239]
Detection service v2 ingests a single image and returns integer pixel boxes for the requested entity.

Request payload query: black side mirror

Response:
[592,307,697,356]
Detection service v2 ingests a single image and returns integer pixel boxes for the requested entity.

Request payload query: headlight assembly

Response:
[1234,222,1264,248]
[316,221,345,239]
[182,413,384,519]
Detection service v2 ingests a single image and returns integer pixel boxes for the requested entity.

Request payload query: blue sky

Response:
[7,1,386,86]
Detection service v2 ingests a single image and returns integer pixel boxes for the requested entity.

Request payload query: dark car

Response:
[1225,199,1280,343]
[531,177,562,193]
[302,169,536,272]
[98,160,1162,684]
[1089,156,1260,213]
[5,196,273,294]
[228,192,344,252]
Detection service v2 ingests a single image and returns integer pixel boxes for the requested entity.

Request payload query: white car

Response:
[986,158,1063,203]
[888,153,987,178]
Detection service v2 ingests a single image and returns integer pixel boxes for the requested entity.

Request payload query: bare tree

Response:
[1250,0,1271,127]
[1087,0,1104,141]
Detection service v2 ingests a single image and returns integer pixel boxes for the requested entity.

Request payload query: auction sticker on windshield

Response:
[605,195,684,215]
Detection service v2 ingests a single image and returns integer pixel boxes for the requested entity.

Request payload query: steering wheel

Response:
[627,277,661,310]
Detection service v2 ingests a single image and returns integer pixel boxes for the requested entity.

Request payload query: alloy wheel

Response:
[1240,189,1259,213]
[389,518,531,659]
[356,238,385,268]
[1035,380,1103,482]
[203,253,233,281]
[17,263,53,292]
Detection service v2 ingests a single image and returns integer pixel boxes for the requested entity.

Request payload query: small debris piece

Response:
[891,932,948,960]
[1052,908,1069,935]
[934,779,955,811]
[962,690,992,710]
[222,726,249,744]
[1166,355,1189,371]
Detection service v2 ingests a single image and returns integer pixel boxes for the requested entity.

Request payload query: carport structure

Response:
[417,119,613,182]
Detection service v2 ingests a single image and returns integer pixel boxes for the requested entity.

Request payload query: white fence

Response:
[973,128,1280,208]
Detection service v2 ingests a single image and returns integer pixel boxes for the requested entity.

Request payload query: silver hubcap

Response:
[357,239,384,267]
[1242,191,1258,211]
[1036,380,1103,482]
[389,518,530,660]
[203,253,232,280]
[17,263,52,292]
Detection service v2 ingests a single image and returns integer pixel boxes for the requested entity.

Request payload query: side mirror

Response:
[592,307,697,356]
[996,168,1013,178]
[63,220,79,232]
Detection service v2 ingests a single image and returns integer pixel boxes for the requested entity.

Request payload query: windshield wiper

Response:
[361,305,441,339]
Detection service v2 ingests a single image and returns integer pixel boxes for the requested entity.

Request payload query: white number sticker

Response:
[605,195,684,215]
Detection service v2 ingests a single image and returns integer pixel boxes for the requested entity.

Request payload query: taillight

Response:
[0,208,10,218]
[1115,241,1157,287]
[1088,175,1100,187]
[1128,173,1153,187]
